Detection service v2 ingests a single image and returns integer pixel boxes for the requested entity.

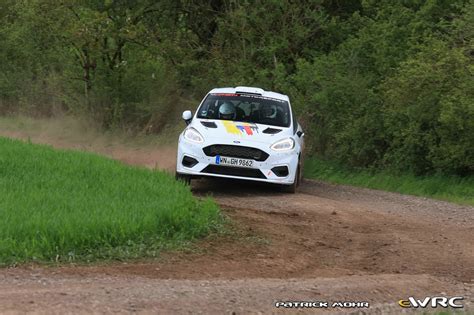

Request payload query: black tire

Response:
[297,161,303,187]
[282,165,300,193]
[175,172,191,185]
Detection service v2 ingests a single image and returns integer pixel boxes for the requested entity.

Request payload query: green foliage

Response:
[288,0,473,175]
[382,39,474,175]
[0,0,472,176]
[0,137,221,264]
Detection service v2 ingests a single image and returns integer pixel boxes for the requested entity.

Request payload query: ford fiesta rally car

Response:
[176,86,304,193]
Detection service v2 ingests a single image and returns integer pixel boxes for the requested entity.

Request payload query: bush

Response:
[382,39,474,175]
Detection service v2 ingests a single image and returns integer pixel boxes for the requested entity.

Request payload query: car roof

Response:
[208,86,290,102]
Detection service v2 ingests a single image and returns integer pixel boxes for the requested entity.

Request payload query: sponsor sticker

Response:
[222,121,258,136]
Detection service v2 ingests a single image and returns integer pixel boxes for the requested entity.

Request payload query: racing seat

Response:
[235,107,246,121]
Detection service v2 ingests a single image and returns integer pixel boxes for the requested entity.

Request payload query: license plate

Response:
[215,155,254,168]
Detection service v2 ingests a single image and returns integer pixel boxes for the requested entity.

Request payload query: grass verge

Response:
[304,157,474,206]
[0,137,221,265]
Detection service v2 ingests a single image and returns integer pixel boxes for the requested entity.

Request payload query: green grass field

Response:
[304,158,474,206]
[0,137,221,265]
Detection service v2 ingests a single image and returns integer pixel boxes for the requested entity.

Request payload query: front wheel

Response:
[175,172,191,185]
[281,165,300,194]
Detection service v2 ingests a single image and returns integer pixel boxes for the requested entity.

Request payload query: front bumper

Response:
[176,137,299,185]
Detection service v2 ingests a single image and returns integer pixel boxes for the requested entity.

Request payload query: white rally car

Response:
[176,86,304,192]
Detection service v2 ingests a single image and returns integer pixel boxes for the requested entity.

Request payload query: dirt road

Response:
[0,128,473,314]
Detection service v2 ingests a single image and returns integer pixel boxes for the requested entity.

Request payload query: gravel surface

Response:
[0,129,473,314]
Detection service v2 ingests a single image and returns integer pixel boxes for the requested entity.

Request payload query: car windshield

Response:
[197,93,291,127]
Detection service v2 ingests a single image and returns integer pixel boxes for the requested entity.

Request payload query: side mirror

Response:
[182,110,192,125]
[296,131,304,138]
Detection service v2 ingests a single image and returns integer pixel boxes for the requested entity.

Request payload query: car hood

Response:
[191,119,293,145]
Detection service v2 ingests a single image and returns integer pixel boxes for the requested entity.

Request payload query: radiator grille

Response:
[203,145,269,161]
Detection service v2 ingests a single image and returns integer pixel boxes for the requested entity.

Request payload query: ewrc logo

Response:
[398,297,464,308]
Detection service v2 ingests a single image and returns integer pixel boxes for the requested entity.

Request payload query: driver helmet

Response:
[219,102,236,120]
[262,104,277,119]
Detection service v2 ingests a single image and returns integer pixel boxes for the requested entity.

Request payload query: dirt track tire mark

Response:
[193,177,474,282]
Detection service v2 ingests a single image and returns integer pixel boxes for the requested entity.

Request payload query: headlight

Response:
[183,127,204,143]
[271,138,295,151]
